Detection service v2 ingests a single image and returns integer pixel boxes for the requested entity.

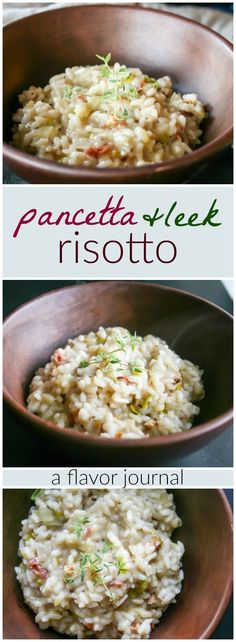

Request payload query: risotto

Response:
[11,54,206,167]
[15,488,184,639]
[27,326,204,438]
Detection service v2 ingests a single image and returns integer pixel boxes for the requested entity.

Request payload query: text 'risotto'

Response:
[16,489,184,638]
[11,54,206,167]
[27,326,204,438]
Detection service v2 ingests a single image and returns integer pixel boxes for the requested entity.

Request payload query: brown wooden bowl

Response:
[3,489,233,639]
[3,4,233,184]
[3,282,233,466]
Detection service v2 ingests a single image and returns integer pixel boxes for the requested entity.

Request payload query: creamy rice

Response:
[11,55,206,167]
[27,326,204,438]
[15,489,184,639]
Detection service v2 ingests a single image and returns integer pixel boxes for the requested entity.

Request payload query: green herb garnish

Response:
[79,347,124,371]
[96,53,112,75]
[127,331,142,351]
[96,53,138,121]
[143,75,159,87]
[64,85,72,100]
[63,541,127,600]
[130,361,143,374]
[129,580,148,597]
[79,360,90,368]
[121,108,129,121]
[31,489,41,501]
[64,571,78,584]
[141,395,152,410]
[79,332,145,379]
[108,355,120,364]
[77,550,115,599]
[102,539,114,554]
[64,85,84,101]
[115,556,128,574]
[129,404,139,415]
[75,516,90,538]
[115,337,126,350]
[79,552,92,581]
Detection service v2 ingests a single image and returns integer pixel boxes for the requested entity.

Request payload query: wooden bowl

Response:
[3,282,233,466]
[3,489,233,639]
[3,5,233,184]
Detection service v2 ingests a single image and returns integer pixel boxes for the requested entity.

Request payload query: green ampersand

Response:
[143,208,162,227]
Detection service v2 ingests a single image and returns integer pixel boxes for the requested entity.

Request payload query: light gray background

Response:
[3,467,233,488]
[3,184,233,278]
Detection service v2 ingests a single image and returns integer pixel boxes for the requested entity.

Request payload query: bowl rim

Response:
[3,281,233,448]
[194,488,233,639]
[3,488,233,640]
[3,4,233,180]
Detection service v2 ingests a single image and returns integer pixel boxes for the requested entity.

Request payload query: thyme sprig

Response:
[75,516,90,538]
[63,542,128,600]
[102,539,115,554]
[78,332,146,386]
[115,556,129,574]
[64,85,84,101]
[31,489,42,501]
[130,361,143,374]
[96,53,138,121]
[114,337,126,350]
[79,347,124,370]
[127,331,142,351]
[63,55,159,122]
[143,75,159,88]
[63,535,161,601]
